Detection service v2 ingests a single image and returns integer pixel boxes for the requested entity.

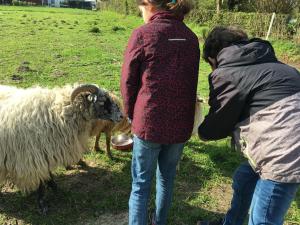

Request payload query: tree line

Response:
[197,0,299,14]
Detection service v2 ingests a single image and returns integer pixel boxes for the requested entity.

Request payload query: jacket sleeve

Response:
[120,29,144,120]
[198,71,245,140]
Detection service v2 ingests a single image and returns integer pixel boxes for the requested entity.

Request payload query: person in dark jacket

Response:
[120,1,200,225]
[197,26,300,225]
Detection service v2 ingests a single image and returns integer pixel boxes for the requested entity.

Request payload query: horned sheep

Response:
[0,84,123,214]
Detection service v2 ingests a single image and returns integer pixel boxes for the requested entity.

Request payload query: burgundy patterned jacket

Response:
[121,11,200,144]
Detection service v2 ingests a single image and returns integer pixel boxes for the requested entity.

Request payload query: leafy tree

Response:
[227,0,236,10]
[227,0,300,13]
[252,0,300,14]
[195,0,216,10]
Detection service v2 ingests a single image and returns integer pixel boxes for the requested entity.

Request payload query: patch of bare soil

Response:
[16,61,35,73]
[0,182,17,193]
[205,183,233,213]
[279,55,300,70]
[10,74,23,82]
[51,69,68,78]
[289,62,300,70]
[77,183,232,225]
[78,212,128,225]
[58,161,115,193]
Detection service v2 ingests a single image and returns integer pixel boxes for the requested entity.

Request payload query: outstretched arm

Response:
[199,72,245,140]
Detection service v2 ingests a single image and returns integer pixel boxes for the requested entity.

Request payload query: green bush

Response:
[89,26,101,33]
[99,0,299,40]
[12,0,19,5]
[98,0,139,15]
[186,9,215,25]
[208,11,300,39]
[12,0,37,6]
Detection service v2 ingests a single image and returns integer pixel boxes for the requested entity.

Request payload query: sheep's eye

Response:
[87,94,97,103]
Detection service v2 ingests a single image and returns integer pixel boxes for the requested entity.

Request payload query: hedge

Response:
[98,0,140,16]
[12,0,37,6]
[205,11,300,39]
[98,0,299,40]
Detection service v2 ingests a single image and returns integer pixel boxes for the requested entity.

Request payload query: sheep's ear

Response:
[87,94,98,103]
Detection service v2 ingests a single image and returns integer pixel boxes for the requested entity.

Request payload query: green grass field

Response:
[0,6,299,225]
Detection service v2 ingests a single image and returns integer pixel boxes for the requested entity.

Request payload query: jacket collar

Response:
[149,11,184,23]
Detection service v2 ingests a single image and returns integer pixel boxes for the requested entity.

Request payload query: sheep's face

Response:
[90,90,123,122]
[71,84,123,122]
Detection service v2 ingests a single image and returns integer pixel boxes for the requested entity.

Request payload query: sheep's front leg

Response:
[105,131,113,160]
[66,159,87,170]
[94,133,101,152]
[37,182,48,215]
[47,173,57,192]
[77,159,87,167]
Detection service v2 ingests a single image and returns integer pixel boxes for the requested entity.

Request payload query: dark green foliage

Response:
[207,11,300,39]
[186,9,215,25]
[89,26,101,33]
[112,26,126,31]
[11,0,37,6]
[99,0,299,40]
[98,0,140,16]
[250,0,300,14]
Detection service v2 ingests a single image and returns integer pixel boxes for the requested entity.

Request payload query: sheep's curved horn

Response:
[71,84,100,102]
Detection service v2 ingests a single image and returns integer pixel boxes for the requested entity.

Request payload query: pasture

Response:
[0,6,299,225]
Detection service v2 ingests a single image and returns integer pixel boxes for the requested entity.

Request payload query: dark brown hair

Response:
[203,26,249,62]
[136,0,193,16]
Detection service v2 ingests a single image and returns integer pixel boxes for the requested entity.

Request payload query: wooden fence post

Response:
[266,12,276,40]
[216,0,220,14]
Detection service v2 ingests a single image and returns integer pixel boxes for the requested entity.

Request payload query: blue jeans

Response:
[129,135,184,225]
[224,162,299,225]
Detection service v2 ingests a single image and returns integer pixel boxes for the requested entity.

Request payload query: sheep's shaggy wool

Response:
[0,85,94,193]
[0,85,18,101]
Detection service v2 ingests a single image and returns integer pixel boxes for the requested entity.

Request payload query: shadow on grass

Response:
[0,153,132,225]
[296,190,300,209]
[186,138,243,178]
[169,201,224,225]
[184,138,300,223]
[1,139,296,225]
[0,143,229,225]
[159,138,241,224]
[147,146,228,225]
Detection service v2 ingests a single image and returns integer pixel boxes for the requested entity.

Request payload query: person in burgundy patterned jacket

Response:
[120,0,200,225]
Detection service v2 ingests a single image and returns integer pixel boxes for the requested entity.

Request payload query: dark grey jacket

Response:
[199,39,300,183]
